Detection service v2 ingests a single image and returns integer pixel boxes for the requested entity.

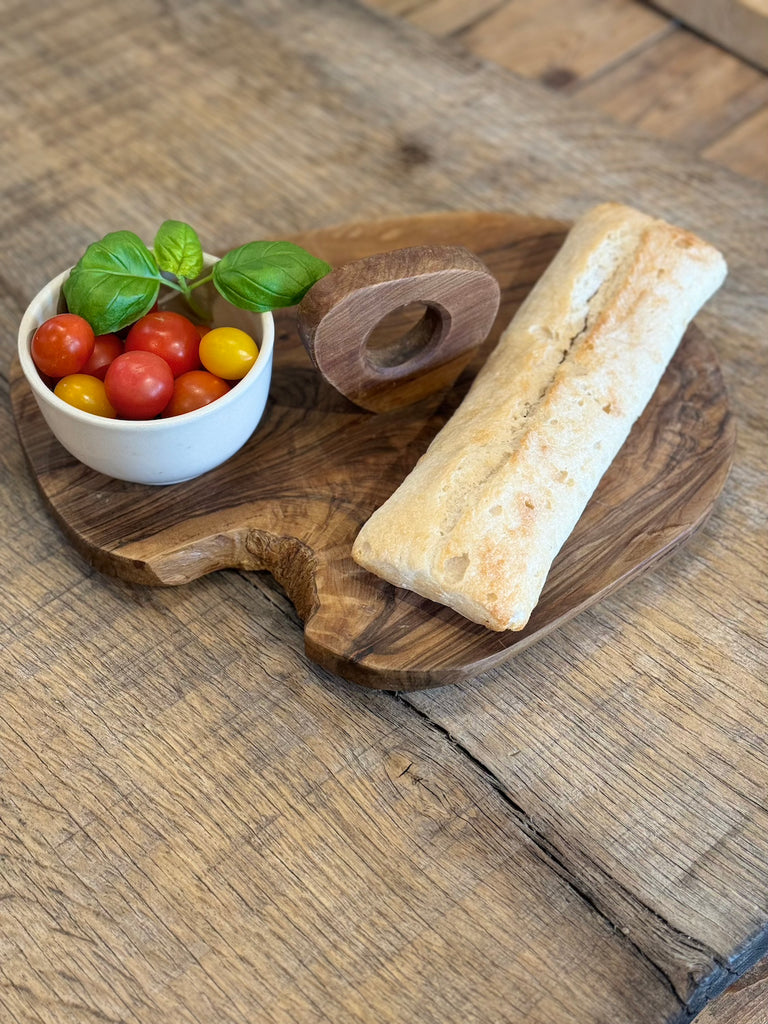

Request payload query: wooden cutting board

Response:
[10,212,735,690]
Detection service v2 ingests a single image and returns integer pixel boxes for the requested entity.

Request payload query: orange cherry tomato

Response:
[162,370,231,417]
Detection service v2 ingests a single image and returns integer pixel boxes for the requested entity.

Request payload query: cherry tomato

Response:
[199,326,258,380]
[162,370,231,417]
[80,334,124,380]
[125,310,202,377]
[194,323,211,340]
[105,351,174,419]
[31,313,95,379]
[54,374,117,418]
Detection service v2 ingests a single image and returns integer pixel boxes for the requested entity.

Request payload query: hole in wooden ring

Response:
[363,302,445,370]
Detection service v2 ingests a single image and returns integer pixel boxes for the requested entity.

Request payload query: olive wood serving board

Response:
[10,212,736,690]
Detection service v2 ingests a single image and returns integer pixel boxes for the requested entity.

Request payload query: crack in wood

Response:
[395,687,768,1018]
[394,691,703,1013]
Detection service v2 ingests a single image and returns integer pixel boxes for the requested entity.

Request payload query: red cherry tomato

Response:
[162,370,231,417]
[80,334,124,380]
[104,351,174,419]
[125,310,202,377]
[31,313,95,379]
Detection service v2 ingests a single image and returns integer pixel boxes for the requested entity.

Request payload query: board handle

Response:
[296,245,500,412]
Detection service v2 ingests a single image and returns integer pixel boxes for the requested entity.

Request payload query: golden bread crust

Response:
[352,203,727,631]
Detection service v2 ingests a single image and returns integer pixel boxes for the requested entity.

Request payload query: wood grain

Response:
[1,0,767,1021]
[457,0,671,80]
[574,29,768,152]
[703,104,768,180]
[696,959,768,1023]
[11,212,735,690]
[363,0,768,185]
[650,0,768,71]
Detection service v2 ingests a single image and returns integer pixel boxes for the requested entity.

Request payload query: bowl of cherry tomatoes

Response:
[17,256,275,485]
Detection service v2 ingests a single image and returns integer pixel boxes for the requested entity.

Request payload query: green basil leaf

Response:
[212,241,331,312]
[153,219,204,281]
[63,230,161,334]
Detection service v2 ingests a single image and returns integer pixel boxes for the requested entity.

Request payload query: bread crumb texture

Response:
[352,203,727,631]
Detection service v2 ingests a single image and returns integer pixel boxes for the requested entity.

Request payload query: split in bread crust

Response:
[352,203,728,631]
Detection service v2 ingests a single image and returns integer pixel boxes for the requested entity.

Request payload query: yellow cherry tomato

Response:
[54,374,117,418]
[199,326,258,380]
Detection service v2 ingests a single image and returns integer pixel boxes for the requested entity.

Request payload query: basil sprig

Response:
[62,219,331,334]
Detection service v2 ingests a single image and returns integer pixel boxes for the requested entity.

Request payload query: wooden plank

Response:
[406,0,505,35]
[452,0,672,80]
[703,104,768,180]
[649,0,768,71]
[0,456,681,1024]
[364,0,422,15]
[573,28,768,167]
[1,0,767,1020]
[696,959,768,1024]
[363,0,768,184]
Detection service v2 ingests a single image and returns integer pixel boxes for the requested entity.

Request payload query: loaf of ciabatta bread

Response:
[351,202,727,631]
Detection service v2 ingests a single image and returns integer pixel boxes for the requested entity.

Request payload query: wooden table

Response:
[1,1,766,1021]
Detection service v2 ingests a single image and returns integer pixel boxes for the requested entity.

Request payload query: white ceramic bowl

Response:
[17,256,274,485]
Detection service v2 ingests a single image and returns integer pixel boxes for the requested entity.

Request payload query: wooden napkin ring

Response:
[296,245,500,412]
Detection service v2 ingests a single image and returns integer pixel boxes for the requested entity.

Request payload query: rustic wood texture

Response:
[651,0,768,71]
[367,0,768,186]
[1,1,767,1022]
[696,959,768,1024]
[296,243,500,411]
[11,213,735,689]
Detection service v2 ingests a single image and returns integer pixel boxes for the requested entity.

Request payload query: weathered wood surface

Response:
[11,212,735,690]
[697,958,768,1024]
[651,0,768,71]
[368,0,768,187]
[1,1,767,1022]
